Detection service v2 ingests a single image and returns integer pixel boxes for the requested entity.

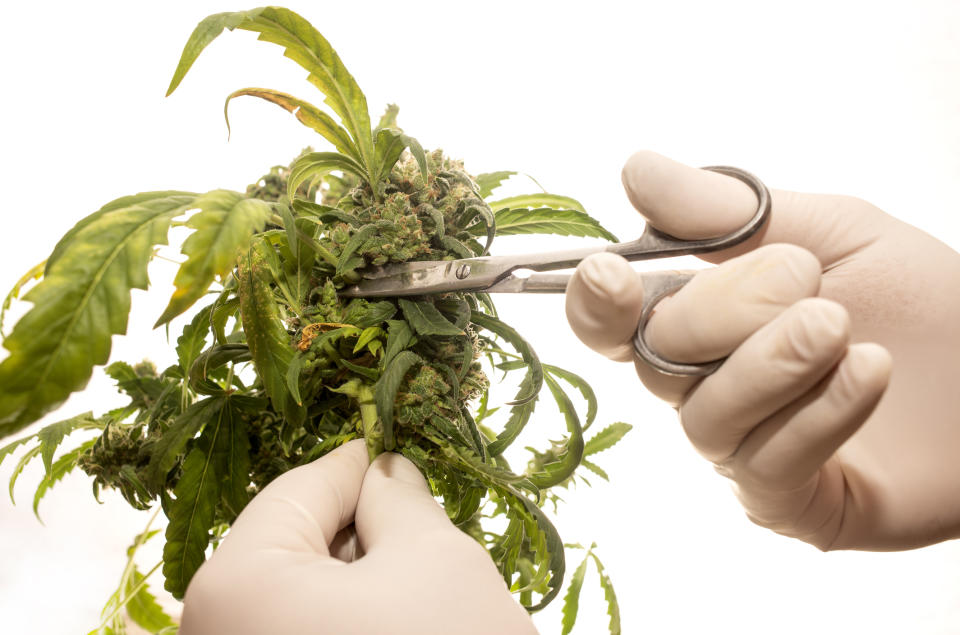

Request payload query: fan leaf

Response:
[36,411,100,476]
[372,127,428,184]
[224,87,360,162]
[0,260,44,340]
[288,151,367,198]
[560,549,591,634]
[399,299,463,337]
[583,422,632,457]
[527,374,584,489]
[544,364,598,431]
[125,566,177,632]
[0,191,196,437]
[478,207,618,242]
[167,7,374,174]
[374,350,422,451]
[471,310,542,406]
[475,171,516,199]
[156,190,272,326]
[589,551,622,635]
[237,242,305,425]
[33,439,96,520]
[162,395,243,599]
[487,193,588,214]
[143,395,229,494]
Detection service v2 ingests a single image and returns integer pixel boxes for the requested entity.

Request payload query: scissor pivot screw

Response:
[455,264,471,279]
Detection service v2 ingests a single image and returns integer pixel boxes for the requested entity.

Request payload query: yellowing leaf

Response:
[224,87,360,162]
[167,7,374,175]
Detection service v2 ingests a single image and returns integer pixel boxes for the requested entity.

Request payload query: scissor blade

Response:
[338,258,510,297]
[483,273,571,293]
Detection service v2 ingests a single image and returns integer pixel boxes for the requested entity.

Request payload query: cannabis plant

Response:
[0,7,630,633]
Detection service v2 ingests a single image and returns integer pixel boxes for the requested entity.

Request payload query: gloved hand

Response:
[179,439,537,635]
[566,151,960,551]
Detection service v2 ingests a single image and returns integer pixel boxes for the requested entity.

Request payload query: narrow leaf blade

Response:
[583,422,633,457]
[399,299,463,337]
[374,351,422,451]
[481,207,618,242]
[561,551,591,634]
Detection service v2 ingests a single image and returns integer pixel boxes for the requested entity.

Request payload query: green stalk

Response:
[357,383,382,460]
[332,379,382,460]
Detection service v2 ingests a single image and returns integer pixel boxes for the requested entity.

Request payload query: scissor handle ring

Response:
[631,165,771,377]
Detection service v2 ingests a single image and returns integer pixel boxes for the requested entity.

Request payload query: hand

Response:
[566,151,960,551]
[179,439,537,635]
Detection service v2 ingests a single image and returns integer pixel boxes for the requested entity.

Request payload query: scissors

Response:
[339,166,771,377]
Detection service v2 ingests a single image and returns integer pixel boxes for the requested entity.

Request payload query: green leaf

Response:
[285,354,306,406]
[237,242,304,425]
[37,411,98,475]
[580,458,609,481]
[188,343,251,392]
[339,358,379,382]
[353,326,383,354]
[508,487,566,611]
[157,190,272,326]
[1,260,44,340]
[527,374,585,489]
[0,191,196,437]
[457,202,496,255]
[292,199,359,226]
[399,299,463,337]
[382,319,413,367]
[219,402,251,522]
[288,151,368,198]
[8,445,41,504]
[374,351,421,451]
[371,127,428,184]
[0,435,36,468]
[475,171,516,199]
[125,566,177,632]
[479,207,619,242]
[561,549,591,634]
[471,310,542,406]
[544,364,598,431]
[167,7,374,175]
[485,372,537,456]
[375,103,400,130]
[589,551,622,635]
[224,87,360,162]
[176,305,213,377]
[350,300,396,327]
[337,224,378,274]
[33,439,96,520]
[143,396,229,493]
[583,422,632,457]
[163,395,243,599]
[488,193,588,214]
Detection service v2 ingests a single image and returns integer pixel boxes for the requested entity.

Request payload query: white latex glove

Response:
[179,439,537,635]
[566,151,960,551]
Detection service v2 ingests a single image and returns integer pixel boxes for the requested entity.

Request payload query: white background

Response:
[2,1,960,633]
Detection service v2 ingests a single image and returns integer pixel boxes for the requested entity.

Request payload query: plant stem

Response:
[357,383,382,460]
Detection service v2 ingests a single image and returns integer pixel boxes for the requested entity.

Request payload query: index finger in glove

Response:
[219,438,369,556]
[621,150,888,266]
[566,243,821,404]
[355,451,467,551]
